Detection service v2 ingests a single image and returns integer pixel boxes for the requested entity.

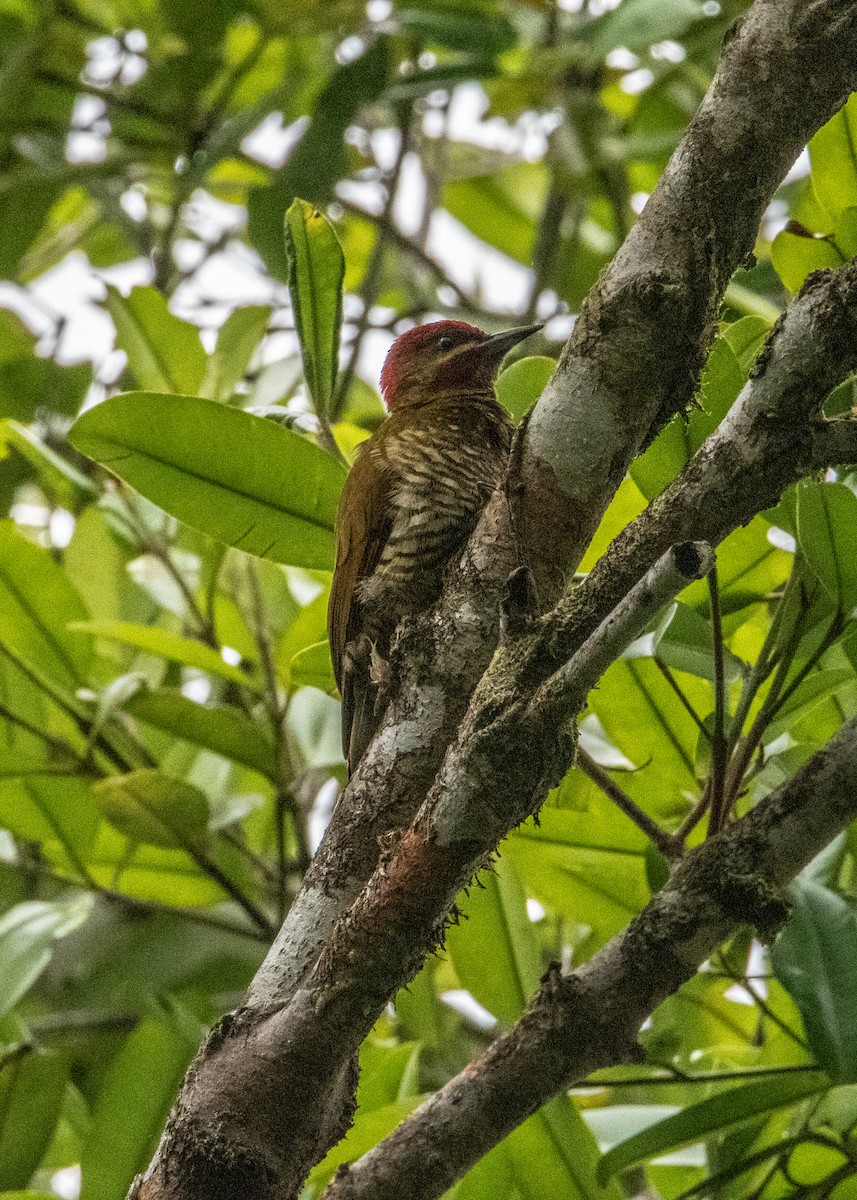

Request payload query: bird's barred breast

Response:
[362,407,511,612]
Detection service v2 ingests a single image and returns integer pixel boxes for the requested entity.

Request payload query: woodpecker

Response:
[328,319,541,775]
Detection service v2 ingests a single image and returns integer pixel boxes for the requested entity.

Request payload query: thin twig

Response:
[245,560,311,905]
[654,658,710,738]
[576,746,681,858]
[707,566,729,833]
[576,1062,819,1089]
[332,108,414,419]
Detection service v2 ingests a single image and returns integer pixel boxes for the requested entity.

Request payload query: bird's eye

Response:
[438,336,454,352]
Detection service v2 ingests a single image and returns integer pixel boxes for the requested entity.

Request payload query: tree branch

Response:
[517,0,857,602]
[323,715,857,1200]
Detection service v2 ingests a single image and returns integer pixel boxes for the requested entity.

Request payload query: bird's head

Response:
[380,320,542,411]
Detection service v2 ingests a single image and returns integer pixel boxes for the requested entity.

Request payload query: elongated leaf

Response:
[126,690,278,778]
[766,669,853,739]
[0,1051,68,1189]
[495,355,554,422]
[597,1072,828,1183]
[0,897,94,1021]
[0,519,92,687]
[308,1097,424,1192]
[446,856,542,1025]
[0,775,100,864]
[71,620,260,690]
[507,1094,621,1200]
[200,305,272,404]
[289,639,336,693]
[68,392,344,569]
[285,198,344,417]
[652,602,743,684]
[796,481,857,613]
[588,656,707,816]
[809,93,857,221]
[106,286,206,395]
[584,0,703,56]
[772,878,857,1083]
[248,39,390,279]
[505,805,650,947]
[79,1008,202,1200]
[94,770,210,850]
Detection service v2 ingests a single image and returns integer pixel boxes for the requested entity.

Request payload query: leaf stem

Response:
[576,746,681,858]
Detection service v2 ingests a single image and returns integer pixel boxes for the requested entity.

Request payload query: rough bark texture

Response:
[324,717,857,1200]
[133,0,857,1195]
[518,0,857,602]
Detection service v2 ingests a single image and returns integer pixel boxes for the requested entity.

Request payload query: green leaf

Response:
[93,770,211,850]
[444,164,544,265]
[86,827,223,907]
[200,305,272,403]
[579,477,648,574]
[1,419,97,507]
[809,93,857,221]
[79,1008,202,1200]
[0,897,94,1021]
[308,1096,425,1192]
[765,669,853,739]
[630,415,689,500]
[0,354,92,422]
[0,776,100,866]
[0,519,92,687]
[495,355,554,422]
[71,620,260,690]
[285,198,345,418]
[796,480,857,613]
[585,0,704,57]
[505,805,650,946]
[0,1051,68,1189]
[289,639,336,693]
[248,39,390,279]
[588,657,707,816]
[772,879,857,1083]
[652,603,743,684]
[722,316,772,373]
[446,856,542,1025]
[106,286,207,395]
[394,2,517,54]
[770,229,843,293]
[357,1040,421,1113]
[68,392,344,569]
[597,1072,828,1183]
[126,690,278,778]
[506,1094,621,1200]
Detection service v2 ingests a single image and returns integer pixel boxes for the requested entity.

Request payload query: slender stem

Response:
[0,700,91,766]
[245,560,311,899]
[576,746,681,858]
[713,954,810,1051]
[331,110,413,420]
[119,489,218,646]
[577,1063,819,1089]
[654,658,710,739]
[725,567,796,761]
[23,859,271,941]
[707,567,729,833]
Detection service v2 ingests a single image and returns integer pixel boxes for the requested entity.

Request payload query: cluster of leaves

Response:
[1,1,857,1198]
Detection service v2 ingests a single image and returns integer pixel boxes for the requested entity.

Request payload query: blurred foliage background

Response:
[2,0,857,1197]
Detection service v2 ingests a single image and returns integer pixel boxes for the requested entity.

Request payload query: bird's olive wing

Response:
[327,442,391,694]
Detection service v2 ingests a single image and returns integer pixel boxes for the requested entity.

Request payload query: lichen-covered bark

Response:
[132,0,857,1195]
[324,717,857,1200]
[518,0,857,602]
